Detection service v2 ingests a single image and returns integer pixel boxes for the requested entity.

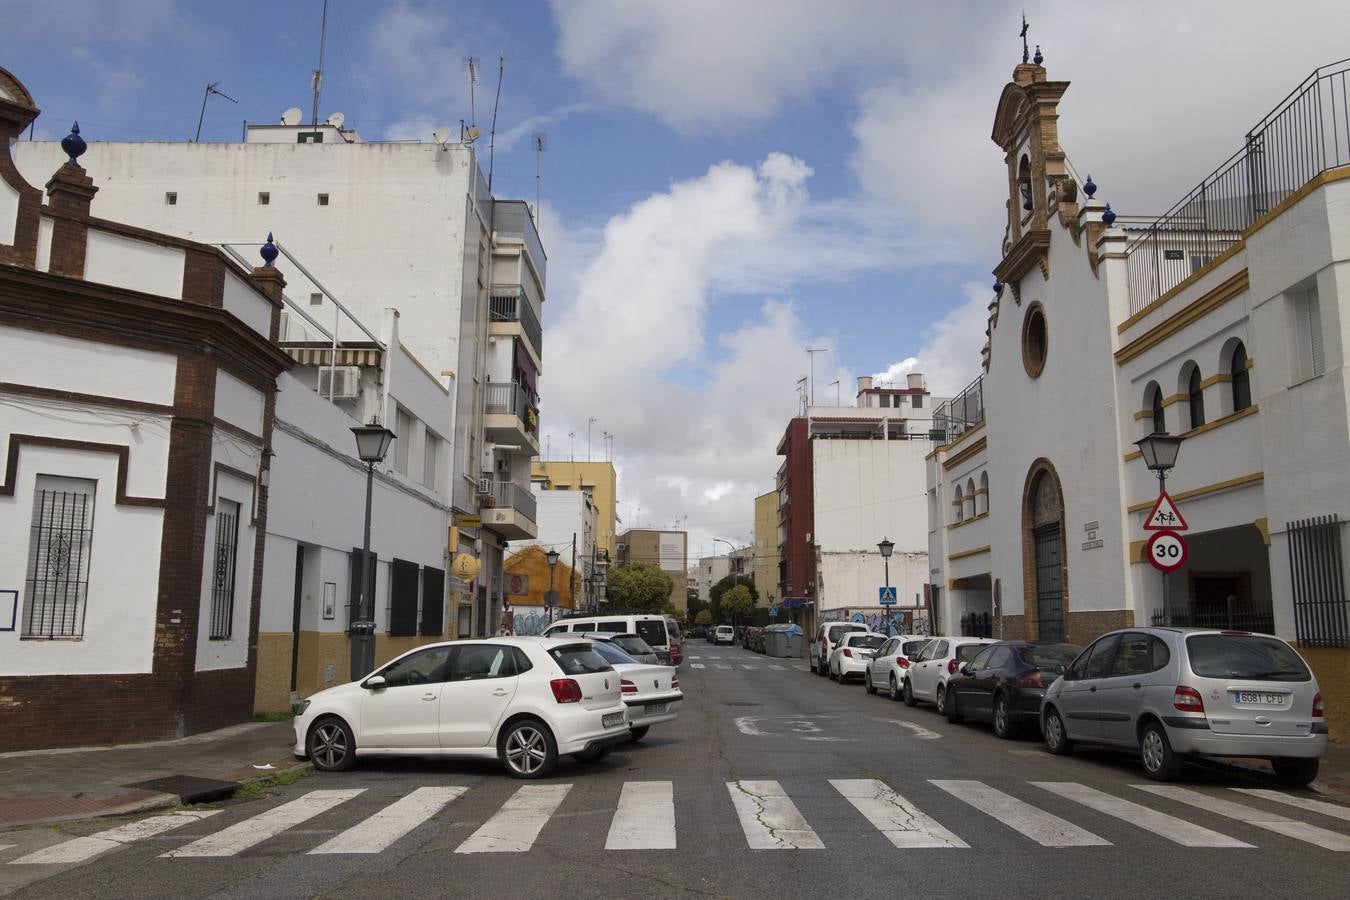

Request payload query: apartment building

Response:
[614,529,689,613]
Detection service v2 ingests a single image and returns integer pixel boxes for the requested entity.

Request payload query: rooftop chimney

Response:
[906,373,925,391]
[857,376,873,393]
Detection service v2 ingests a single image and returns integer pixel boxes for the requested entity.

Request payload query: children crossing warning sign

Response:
[1143,491,1188,531]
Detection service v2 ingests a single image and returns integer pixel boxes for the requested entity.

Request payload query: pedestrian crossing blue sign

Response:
[878,587,897,605]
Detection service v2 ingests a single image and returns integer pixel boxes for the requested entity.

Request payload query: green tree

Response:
[606,563,675,612]
[721,584,756,626]
[694,609,712,626]
[709,574,756,622]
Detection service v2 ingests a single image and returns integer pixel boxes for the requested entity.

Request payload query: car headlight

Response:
[297,699,311,716]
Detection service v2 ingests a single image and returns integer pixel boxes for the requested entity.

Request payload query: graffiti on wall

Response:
[847,610,931,637]
[512,609,552,636]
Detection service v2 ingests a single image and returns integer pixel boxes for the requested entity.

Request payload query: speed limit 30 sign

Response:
[1146,529,1188,573]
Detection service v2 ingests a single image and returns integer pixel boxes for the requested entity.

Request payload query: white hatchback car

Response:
[902,636,997,716]
[294,637,631,779]
[811,622,869,675]
[865,635,933,700]
[585,635,683,741]
[828,632,888,682]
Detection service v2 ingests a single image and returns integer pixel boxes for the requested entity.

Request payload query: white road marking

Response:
[831,779,967,849]
[687,656,701,660]
[734,716,766,736]
[769,665,784,671]
[164,790,362,858]
[1033,782,1251,848]
[1134,785,1350,852]
[705,656,721,660]
[802,736,851,742]
[715,665,731,670]
[1233,788,1350,823]
[690,663,706,669]
[606,781,676,850]
[455,784,571,853]
[876,718,943,740]
[727,781,824,849]
[10,811,220,865]
[931,780,1109,847]
[741,665,757,670]
[309,786,467,855]
[0,845,12,852]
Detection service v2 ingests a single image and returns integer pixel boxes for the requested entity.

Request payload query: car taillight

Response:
[620,679,638,694]
[1313,692,1324,718]
[1017,671,1045,689]
[550,678,583,704]
[947,659,960,675]
[896,657,909,668]
[842,648,853,658]
[671,675,679,689]
[1173,685,1205,713]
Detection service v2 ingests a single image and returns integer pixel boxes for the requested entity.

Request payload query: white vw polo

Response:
[294,637,630,779]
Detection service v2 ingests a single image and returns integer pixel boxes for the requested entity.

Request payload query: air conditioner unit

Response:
[477,477,493,495]
[316,366,360,400]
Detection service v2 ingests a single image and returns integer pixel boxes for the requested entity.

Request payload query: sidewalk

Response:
[0,721,305,828]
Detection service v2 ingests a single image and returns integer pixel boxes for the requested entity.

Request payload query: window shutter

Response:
[348,547,376,633]
[420,566,445,636]
[389,558,420,636]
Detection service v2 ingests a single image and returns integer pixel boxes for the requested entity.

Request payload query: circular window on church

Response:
[1022,302,1048,378]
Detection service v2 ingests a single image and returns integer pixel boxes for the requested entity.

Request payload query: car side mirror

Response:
[363,675,387,690]
[1053,664,1067,676]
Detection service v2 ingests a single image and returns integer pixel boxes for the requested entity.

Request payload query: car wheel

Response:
[1271,757,1319,789]
[629,726,650,743]
[945,688,964,724]
[865,671,877,695]
[499,718,558,779]
[1043,707,1073,755]
[572,744,613,763]
[817,657,828,677]
[1140,720,1183,781]
[307,716,356,772]
[935,684,949,716]
[992,694,1015,739]
[889,675,902,702]
[902,678,918,707]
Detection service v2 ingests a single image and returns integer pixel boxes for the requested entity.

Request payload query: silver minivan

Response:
[1041,627,1326,786]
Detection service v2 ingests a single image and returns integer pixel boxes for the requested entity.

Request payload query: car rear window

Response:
[549,645,613,674]
[1019,644,1081,668]
[590,641,637,666]
[613,635,656,657]
[595,620,627,633]
[666,620,683,638]
[1186,634,1311,681]
[828,624,864,642]
[635,620,668,647]
[903,640,930,657]
[850,635,886,650]
[955,643,986,662]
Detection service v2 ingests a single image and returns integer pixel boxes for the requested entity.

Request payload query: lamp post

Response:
[350,419,395,679]
[545,548,560,620]
[877,537,894,594]
[1134,431,1183,618]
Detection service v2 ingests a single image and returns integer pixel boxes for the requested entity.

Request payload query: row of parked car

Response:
[809,621,1327,787]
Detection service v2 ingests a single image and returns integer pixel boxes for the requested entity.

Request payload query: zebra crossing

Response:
[687,662,787,671]
[5,778,1348,865]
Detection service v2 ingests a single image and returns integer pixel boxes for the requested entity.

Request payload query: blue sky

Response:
[5,1,1349,555]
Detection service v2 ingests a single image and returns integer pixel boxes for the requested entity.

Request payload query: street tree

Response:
[606,563,674,612]
[709,574,756,622]
[694,609,712,626]
[721,584,755,626]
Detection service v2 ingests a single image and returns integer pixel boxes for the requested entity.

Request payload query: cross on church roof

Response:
[1020,12,1030,64]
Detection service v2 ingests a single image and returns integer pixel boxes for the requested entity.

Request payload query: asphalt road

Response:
[3,643,1349,899]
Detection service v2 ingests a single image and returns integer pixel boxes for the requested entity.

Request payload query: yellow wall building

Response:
[532,461,618,554]
[754,490,781,605]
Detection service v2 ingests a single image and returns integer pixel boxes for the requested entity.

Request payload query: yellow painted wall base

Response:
[1298,645,1350,744]
[254,631,451,713]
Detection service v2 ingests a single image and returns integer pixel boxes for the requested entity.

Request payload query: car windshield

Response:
[612,635,656,657]
[1019,644,1081,667]
[849,635,886,650]
[955,644,986,662]
[548,645,612,675]
[828,625,863,642]
[589,641,638,666]
[903,640,931,656]
[1187,634,1311,681]
[635,620,668,647]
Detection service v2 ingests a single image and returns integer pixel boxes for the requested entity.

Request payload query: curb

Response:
[0,791,178,829]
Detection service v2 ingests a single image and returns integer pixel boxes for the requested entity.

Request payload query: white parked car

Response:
[543,614,675,664]
[294,637,630,779]
[713,625,735,645]
[586,636,683,741]
[828,632,888,682]
[865,635,933,700]
[902,636,997,716]
[811,621,868,675]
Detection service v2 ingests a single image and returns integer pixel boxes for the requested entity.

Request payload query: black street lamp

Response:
[351,419,395,679]
[877,537,894,596]
[545,548,560,617]
[1135,431,1183,492]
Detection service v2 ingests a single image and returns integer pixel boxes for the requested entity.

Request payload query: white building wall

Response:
[82,229,184,300]
[0,325,177,410]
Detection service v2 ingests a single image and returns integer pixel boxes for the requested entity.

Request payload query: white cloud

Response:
[878,282,992,397]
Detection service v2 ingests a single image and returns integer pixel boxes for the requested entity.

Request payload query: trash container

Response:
[785,628,805,659]
[764,625,789,658]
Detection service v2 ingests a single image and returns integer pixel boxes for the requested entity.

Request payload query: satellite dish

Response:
[432,126,451,144]
[281,107,303,126]
[464,126,481,143]
[327,112,345,129]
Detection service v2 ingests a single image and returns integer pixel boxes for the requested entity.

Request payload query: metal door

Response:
[1034,525,1064,642]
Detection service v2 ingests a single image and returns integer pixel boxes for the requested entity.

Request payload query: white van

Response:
[810,621,868,675]
[543,614,673,664]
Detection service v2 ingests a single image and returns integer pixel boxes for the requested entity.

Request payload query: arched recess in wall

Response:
[953,484,965,523]
[978,471,990,515]
[1143,380,1165,435]
[1178,360,1205,430]
[1021,458,1068,643]
[965,477,977,518]
[1219,337,1252,415]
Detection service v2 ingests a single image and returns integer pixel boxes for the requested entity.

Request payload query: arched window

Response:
[966,478,977,517]
[978,471,990,515]
[1230,341,1251,411]
[953,485,964,523]
[1186,364,1205,429]
[1144,382,1165,434]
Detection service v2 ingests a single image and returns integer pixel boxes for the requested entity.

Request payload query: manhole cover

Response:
[125,775,239,804]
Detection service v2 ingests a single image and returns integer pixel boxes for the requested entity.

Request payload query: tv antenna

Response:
[194,81,238,142]
[532,133,547,229]
[796,376,808,415]
[465,57,480,127]
[486,53,504,193]
[311,0,329,127]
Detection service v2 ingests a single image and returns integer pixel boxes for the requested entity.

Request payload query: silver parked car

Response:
[1040,628,1326,786]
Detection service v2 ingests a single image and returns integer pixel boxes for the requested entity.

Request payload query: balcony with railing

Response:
[484,381,540,453]
[932,374,984,445]
[480,480,538,540]
[493,200,548,283]
[1125,58,1350,314]
[489,285,543,361]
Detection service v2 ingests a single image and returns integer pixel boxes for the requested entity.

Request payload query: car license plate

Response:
[1234,691,1287,706]
[602,712,625,728]
[645,703,668,715]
